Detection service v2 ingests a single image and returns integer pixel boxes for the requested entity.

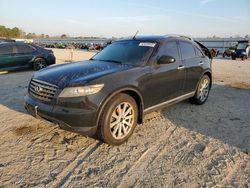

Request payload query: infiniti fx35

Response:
[25,35,212,145]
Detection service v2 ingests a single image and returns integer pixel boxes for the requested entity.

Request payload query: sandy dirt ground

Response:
[52,49,95,64]
[0,50,249,188]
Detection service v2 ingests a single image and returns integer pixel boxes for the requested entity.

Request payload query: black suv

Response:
[25,35,212,145]
[0,42,55,71]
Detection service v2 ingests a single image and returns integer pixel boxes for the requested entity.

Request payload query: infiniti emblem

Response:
[34,86,43,92]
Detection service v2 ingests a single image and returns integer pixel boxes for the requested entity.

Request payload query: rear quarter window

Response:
[0,45,14,55]
[179,42,196,60]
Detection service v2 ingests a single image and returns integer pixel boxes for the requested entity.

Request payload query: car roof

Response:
[0,42,9,45]
[0,38,15,42]
[0,41,27,46]
[238,40,249,43]
[116,34,193,43]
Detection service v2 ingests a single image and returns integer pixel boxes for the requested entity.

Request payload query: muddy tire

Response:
[33,58,47,71]
[190,75,211,105]
[97,93,138,145]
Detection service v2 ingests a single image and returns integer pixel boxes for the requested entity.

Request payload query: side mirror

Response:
[157,55,176,64]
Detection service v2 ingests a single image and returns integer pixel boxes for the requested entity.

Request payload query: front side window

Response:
[179,42,196,60]
[92,41,155,65]
[16,45,35,53]
[0,45,14,55]
[158,41,180,60]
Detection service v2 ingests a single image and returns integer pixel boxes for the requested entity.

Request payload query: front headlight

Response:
[59,84,104,98]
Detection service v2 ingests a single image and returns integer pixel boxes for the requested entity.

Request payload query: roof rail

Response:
[165,34,193,41]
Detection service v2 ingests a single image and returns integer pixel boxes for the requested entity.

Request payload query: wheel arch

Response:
[194,70,212,94]
[122,90,144,124]
[95,87,144,128]
[203,71,212,89]
[31,56,46,64]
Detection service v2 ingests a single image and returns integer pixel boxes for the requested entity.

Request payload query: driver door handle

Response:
[199,61,204,65]
[177,65,185,70]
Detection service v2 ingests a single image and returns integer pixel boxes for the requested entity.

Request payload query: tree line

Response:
[0,25,107,39]
[1,25,249,39]
[0,25,22,38]
[0,25,50,39]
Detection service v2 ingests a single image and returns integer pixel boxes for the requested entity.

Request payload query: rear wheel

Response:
[190,75,211,105]
[33,58,47,70]
[98,93,138,145]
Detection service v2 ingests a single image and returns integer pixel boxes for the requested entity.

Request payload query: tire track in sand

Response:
[47,140,102,188]
[117,124,177,188]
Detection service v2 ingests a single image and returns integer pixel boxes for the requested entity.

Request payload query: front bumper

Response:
[24,94,98,136]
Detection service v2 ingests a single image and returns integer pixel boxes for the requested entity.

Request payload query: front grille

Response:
[29,79,58,102]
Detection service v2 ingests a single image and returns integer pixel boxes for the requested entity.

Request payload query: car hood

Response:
[33,60,134,88]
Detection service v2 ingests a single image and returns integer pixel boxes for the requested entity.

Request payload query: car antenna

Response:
[133,30,139,40]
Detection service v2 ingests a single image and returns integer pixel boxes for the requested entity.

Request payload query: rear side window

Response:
[16,45,35,53]
[158,41,180,60]
[0,45,14,55]
[179,42,196,60]
[195,46,204,57]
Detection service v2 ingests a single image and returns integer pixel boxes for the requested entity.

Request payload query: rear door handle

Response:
[199,62,204,65]
[177,65,185,70]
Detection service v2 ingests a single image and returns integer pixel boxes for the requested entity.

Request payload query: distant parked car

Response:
[25,35,212,145]
[0,38,15,43]
[232,40,250,61]
[0,42,55,71]
[223,47,236,58]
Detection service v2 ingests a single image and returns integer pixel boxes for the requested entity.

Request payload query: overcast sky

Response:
[0,0,249,37]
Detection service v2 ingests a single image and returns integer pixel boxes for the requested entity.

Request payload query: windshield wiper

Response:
[95,59,122,64]
[105,59,122,64]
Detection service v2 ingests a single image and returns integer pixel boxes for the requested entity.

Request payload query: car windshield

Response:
[237,43,248,50]
[91,41,156,65]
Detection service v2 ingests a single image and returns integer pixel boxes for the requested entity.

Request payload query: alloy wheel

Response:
[199,78,210,102]
[36,59,47,70]
[109,102,135,140]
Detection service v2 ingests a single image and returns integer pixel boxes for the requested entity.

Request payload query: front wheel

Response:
[98,93,138,145]
[33,58,47,71]
[190,75,211,105]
